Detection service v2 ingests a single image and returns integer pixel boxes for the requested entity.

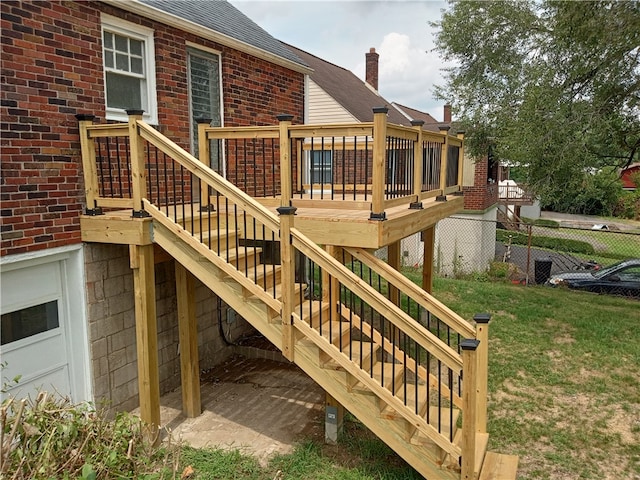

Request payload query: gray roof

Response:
[286,44,410,125]
[140,0,307,67]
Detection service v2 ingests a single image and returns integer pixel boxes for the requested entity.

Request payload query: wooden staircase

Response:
[77,116,518,480]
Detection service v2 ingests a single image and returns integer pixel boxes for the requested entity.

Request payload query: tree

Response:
[432,1,640,214]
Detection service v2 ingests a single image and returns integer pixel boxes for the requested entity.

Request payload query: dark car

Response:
[546,258,640,298]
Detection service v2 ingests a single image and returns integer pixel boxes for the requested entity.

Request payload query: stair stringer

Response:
[293,339,460,480]
[150,220,463,479]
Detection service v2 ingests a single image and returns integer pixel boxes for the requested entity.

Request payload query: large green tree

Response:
[433,1,640,214]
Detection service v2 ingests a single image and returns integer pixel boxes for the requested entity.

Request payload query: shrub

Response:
[1,393,176,479]
[496,229,595,255]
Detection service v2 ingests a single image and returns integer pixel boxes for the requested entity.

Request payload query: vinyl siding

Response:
[307,79,357,124]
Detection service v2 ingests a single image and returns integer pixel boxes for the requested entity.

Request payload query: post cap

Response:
[473,313,491,324]
[276,114,294,122]
[410,120,425,127]
[125,109,145,116]
[372,107,389,114]
[439,125,451,132]
[460,339,480,351]
[196,117,212,124]
[276,206,297,215]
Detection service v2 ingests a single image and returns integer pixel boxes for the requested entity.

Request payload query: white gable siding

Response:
[307,79,357,124]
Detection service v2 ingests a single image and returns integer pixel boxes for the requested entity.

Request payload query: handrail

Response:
[137,121,280,234]
[345,247,476,339]
[291,227,463,373]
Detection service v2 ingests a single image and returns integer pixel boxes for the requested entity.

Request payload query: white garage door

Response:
[1,247,90,403]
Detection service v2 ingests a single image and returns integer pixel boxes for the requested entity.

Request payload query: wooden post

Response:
[176,261,201,418]
[460,338,480,480]
[410,120,425,209]
[474,313,490,434]
[75,114,102,215]
[197,118,213,210]
[370,107,388,220]
[456,130,466,190]
[277,205,297,361]
[421,227,435,294]
[277,114,294,207]
[437,126,450,201]
[127,110,149,217]
[387,241,401,306]
[325,392,344,445]
[130,244,160,444]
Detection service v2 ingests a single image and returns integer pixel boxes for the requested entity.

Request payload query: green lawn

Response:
[177,280,639,480]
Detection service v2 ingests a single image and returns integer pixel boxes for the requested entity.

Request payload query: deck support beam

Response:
[176,261,201,418]
[130,244,160,444]
[325,392,344,445]
[421,227,435,294]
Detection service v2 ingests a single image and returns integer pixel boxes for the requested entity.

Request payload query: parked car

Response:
[546,258,640,298]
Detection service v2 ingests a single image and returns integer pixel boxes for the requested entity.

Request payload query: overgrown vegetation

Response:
[1,393,177,479]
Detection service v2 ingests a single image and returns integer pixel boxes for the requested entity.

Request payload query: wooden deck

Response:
[81,192,463,249]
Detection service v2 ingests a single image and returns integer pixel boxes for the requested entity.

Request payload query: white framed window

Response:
[101,14,157,124]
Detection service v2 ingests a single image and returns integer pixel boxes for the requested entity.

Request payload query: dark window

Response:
[1,301,59,345]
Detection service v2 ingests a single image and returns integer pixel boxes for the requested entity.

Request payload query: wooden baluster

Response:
[197,117,213,211]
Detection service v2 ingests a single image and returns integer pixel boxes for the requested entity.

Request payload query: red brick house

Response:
[621,163,640,190]
[1,0,308,408]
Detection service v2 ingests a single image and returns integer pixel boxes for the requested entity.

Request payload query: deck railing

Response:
[76,112,484,479]
[199,108,464,219]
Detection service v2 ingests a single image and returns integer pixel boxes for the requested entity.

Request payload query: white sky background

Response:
[229,0,451,121]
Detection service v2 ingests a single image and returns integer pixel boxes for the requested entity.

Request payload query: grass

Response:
[175,279,639,480]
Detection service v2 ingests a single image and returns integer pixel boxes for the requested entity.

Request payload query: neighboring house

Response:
[289,43,497,275]
[621,163,640,190]
[1,0,308,408]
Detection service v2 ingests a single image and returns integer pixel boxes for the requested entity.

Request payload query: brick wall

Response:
[85,243,253,412]
[463,156,498,211]
[1,0,304,256]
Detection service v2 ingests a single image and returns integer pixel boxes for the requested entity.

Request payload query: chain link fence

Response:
[397,216,640,297]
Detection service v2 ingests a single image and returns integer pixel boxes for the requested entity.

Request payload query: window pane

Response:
[103,31,113,49]
[116,53,129,71]
[130,39,143,56]
[114,33,128,52]
[104,51,114,69]
[131,57,143,74]
[106,71,142,110]
[1,301,59,345]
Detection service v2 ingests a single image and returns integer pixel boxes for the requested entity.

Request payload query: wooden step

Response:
[380,380,429,420]
[351,361,405,396]
[410,406,460,447]
[441,431,489,475]
[478,452,519,480]
[322,340,379,373]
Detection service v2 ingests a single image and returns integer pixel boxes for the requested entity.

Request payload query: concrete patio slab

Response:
[148,355,325,465]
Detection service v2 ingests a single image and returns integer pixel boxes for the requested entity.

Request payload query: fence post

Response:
[437,126,450,201]
[277,114,294,207]
[460,338,480,480]
[197,117,214,211]
[76,114,102,215]
[371,107,388,220]
[473,313,490,434]
[410,120,425,209]
[127,110,149,217]
[456,130,465,191]
[277,205,297,362]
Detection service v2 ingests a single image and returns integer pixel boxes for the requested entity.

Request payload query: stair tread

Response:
[479,452,519,480]
[380,381,429,420]
[323,340,379,372]
[352,361,405,396]
[410,406,460,447]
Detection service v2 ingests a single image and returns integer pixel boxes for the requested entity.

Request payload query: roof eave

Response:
[101,0,313,75]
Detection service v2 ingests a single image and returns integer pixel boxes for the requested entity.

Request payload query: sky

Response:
[229,0,451,121]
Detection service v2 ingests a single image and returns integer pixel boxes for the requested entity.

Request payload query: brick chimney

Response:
[365,47,379,90]
[443,104,452,123]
